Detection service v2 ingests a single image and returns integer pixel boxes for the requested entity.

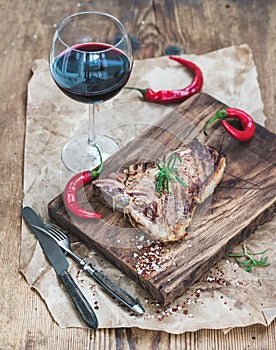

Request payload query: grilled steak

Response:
[93,139,226,242]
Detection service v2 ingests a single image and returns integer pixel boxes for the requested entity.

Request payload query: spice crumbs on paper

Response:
[139,261,250,322]
[141,287,206,322]
[88,283,97,297]
[206,265,231,286]
[206,276,229,285]
[94,301,99,310]
[75,269,85,287]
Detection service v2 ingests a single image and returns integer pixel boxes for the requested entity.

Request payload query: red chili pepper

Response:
[63,145,103,219]
[125,55,203,103]
[204,108,255,141]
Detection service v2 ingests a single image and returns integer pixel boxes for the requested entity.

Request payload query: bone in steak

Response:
[93,139,226,242]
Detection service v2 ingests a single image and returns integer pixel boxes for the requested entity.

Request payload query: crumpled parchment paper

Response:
[20,44,275,333]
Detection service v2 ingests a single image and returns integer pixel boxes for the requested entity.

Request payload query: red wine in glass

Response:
[52,43,132,104]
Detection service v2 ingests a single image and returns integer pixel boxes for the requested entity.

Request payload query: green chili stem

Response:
[125,86,147,97]
[203,108,227,135]
[90,144,103,178]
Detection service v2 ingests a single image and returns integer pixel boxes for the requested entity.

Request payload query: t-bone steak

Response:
[93,139,226,242]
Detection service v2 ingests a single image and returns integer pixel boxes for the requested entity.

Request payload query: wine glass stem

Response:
[88,104,96,145]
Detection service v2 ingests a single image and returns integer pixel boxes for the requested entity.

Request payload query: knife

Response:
[22,206,98,329]
[33,223,145,315]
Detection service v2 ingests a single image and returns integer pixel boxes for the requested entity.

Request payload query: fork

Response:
[33,223,145,315]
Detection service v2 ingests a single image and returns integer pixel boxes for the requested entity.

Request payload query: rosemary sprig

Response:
[227,244,270,272]
[155,154,189,195]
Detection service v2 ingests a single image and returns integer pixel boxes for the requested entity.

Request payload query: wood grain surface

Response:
[1,0,275,349]
[48,93,276,304]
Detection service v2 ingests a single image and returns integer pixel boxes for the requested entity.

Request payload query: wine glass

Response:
[49,11,133,172]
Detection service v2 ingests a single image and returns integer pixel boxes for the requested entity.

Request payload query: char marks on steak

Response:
[93,139,226,242]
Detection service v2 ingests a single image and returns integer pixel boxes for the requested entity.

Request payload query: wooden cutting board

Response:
[48,93,276,305]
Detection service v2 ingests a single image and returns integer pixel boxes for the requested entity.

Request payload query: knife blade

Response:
[22,206,98,329]
[32,223,145,315]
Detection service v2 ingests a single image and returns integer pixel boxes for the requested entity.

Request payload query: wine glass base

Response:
[61,134,120,173]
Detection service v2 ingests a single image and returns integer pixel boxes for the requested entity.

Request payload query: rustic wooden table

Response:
[0,0,275,349]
